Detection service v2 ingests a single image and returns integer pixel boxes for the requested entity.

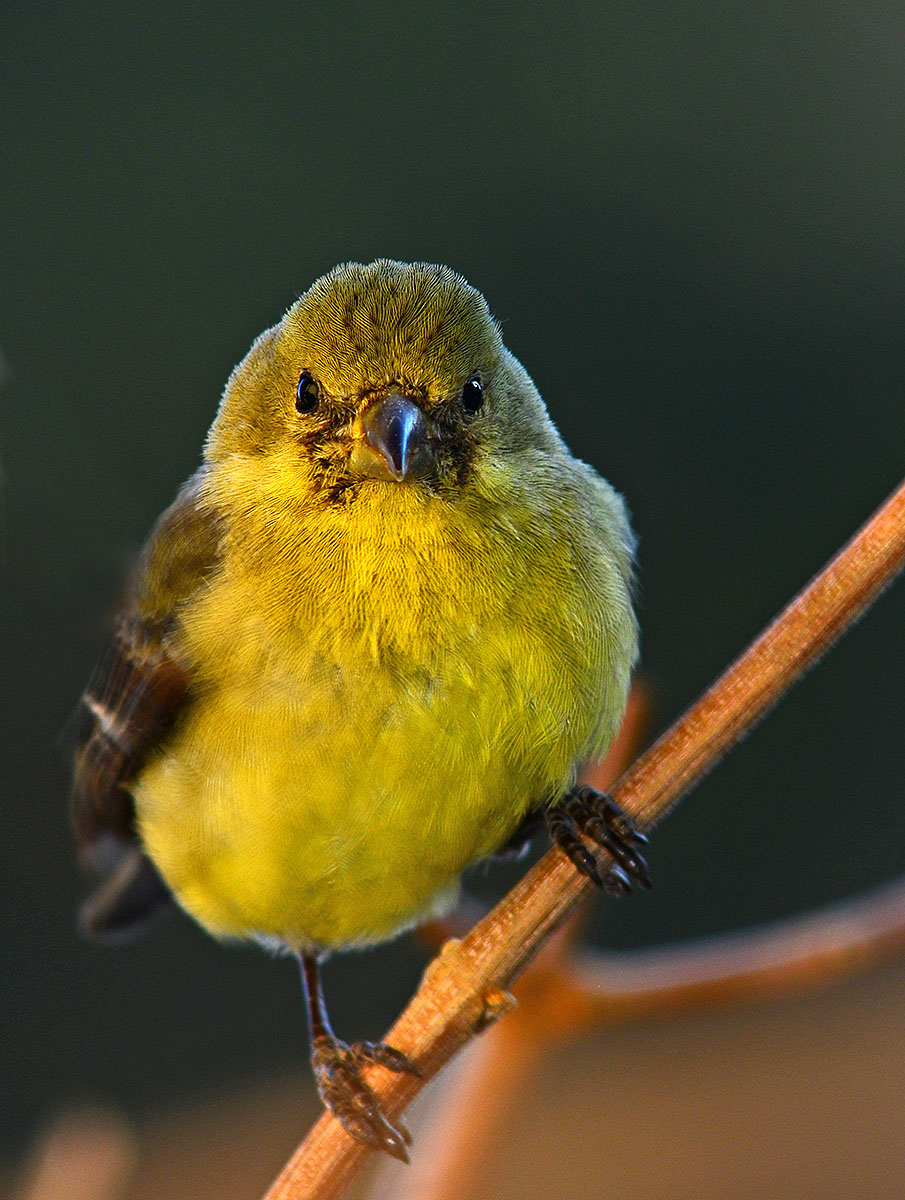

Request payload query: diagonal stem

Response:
[263,477,905,1200]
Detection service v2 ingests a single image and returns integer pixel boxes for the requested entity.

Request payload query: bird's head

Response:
[205,260,561,505]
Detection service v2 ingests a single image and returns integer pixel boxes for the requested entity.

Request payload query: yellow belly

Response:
[134,634,588,949]
[131,477,633,951]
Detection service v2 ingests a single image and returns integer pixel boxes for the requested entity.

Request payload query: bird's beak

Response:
[351,393,434,482]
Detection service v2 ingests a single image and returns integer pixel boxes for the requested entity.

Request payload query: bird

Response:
[71,259,647,1160]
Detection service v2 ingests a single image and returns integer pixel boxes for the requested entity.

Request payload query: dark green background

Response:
[3,0,904,1158]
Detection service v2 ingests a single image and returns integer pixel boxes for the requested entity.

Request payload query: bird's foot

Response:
[546,787,651,895]
[310,1033,421,1162]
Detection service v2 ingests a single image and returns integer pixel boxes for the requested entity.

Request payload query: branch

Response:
[384,878,905,1200]
[10,1108,136,1200]
[263,477,905,1200]
[572,872,905,1018]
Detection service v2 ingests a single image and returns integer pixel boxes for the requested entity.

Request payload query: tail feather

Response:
[78,847,175,943]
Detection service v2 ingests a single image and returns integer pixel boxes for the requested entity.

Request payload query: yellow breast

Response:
[133,462,633,950]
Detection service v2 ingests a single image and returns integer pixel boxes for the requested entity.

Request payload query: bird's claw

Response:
[545,787,651,893]
[310,1034,418,1161]
[350,1040,422,1077]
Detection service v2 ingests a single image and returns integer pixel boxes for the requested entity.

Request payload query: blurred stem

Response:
[11,1108,136,1200]
[263,477,905,1200]
[572,872,905,1020]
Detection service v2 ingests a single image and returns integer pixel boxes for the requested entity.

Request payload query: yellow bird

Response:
[71,260,646,1159]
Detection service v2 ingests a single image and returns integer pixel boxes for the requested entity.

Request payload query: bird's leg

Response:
[545,786,651,895]
[299,953,421,1162]
[493,809,545,859]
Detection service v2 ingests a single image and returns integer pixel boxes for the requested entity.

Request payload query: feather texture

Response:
[72,261,638,952]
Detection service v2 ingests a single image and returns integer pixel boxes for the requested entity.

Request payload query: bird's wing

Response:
[71,617,189,851]
[71,469,222,938]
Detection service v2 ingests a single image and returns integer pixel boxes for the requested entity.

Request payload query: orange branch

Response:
[570,872,905,1023]
[263,477,905,1200]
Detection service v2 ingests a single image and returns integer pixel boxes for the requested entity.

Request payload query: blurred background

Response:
[3,3,905,1196]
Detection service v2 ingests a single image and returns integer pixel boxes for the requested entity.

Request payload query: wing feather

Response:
[71,618,188,851]
[70,469,222,937]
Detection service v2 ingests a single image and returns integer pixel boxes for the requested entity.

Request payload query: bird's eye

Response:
[461,375,484,414]
[295,372,320,414]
